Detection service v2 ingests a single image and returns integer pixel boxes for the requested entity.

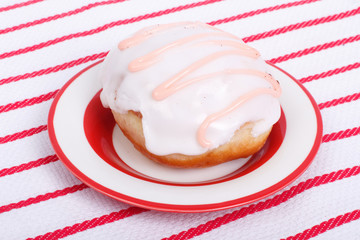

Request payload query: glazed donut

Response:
[100,22,281,168]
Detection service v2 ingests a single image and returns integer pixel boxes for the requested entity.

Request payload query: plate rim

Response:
[48,60,323,213]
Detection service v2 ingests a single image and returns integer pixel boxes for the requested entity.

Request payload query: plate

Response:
[48,60,322,212]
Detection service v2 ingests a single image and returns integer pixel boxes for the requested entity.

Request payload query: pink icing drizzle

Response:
[197,72,281,147]
[118,22,281,148]
[127,33,255,72]
[151,49,259,100]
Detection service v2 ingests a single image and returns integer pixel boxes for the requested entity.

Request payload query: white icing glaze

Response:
[100,22,281,156]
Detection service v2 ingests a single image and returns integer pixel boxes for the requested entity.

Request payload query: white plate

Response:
[48,60,322,212]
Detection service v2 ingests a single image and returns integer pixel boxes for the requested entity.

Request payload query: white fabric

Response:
[0,0,359,239]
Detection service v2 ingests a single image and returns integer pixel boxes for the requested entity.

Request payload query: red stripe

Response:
[1,51,359,124]
[322,126,360,143]
[0,154,58,178]
[2,55,359,118]
[163,166,360,240]
[208,0,320,25]
[299,62,360,83]
[0,125,47,144]
[0,89,59,113]
[0,183,88,214]
[243,6,360,43]
[0,0,44,13]
[1,60,359,116]
[1,92,357,148]
[0,0,126,35]
[28,207,149,240]
[0,60,360,113]
[269,34,360,64]
[4,77,359,116]
[319,92,360,110]
[0,52,108,85]
[0,0,223,60]
[283,209,360,240]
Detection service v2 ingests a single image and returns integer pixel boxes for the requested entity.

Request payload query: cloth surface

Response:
[0,0,360,239]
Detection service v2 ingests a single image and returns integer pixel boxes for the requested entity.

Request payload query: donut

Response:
[100,22,281,168]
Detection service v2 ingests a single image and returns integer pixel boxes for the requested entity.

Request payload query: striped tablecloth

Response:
[1,0,360,239]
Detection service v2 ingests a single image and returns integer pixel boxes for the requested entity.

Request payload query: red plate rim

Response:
[48,60,323,213]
